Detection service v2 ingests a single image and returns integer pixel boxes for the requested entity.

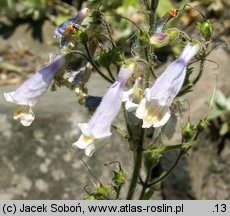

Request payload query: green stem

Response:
[107,66,116,81]
[91,61,113,83]
[139,170,151,199]
[102,15,116,48]
[144,47,157,79]
[115,186,121,199]
[84,44,113,83]
[127,127,145,200]
[71,50,113,83]
[192,42,210,87]
[192,57,205,86]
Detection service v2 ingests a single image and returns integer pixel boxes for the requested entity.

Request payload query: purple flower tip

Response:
[152,33,168,41]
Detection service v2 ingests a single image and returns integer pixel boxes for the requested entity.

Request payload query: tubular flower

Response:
[73,61,136,157]
[54,8,90,47]
[136,44,199,128]
[4,55,66,126]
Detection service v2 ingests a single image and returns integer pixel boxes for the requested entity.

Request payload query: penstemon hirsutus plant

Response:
[3,1,214,200]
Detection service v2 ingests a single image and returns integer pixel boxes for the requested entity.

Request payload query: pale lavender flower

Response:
[73,61,136,157]
[4,55,66,126]
[136,44,199,128]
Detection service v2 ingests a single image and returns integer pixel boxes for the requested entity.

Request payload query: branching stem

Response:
[74,45,113,83]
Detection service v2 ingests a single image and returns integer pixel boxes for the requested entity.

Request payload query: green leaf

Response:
[146,141,197,154]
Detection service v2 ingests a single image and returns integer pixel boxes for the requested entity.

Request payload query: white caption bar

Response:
[0,201,229,216]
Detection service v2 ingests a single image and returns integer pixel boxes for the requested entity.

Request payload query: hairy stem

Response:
[127,127,145,200]
[144,47,157,79]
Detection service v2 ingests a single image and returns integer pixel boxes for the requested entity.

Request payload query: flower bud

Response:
[150,32,170,48]
[166,28,179,41]
[96,185,112,196]
[113,170,128,187]
[182,122,195,140]
[197,20,214,41]
[196,119,207,132]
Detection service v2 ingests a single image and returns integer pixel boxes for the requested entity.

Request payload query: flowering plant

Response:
[4,0,214,200]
